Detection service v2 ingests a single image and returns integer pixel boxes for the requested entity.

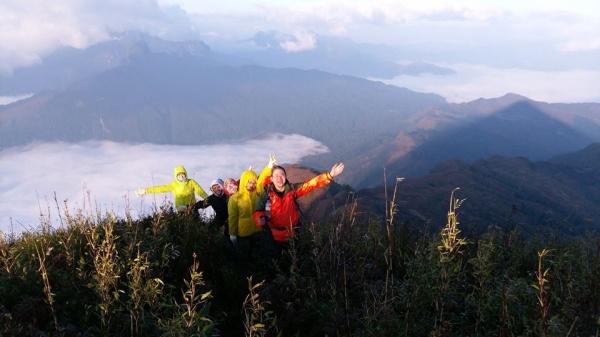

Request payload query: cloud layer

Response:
[186,0,600,57]
[2,0,599,75]
[0,0,194,74]
[279,32,317,53]
[0,134,328,234]
[381,63,600,103]
[0,94,33,105]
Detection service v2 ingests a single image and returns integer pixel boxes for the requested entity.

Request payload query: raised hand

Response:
[268,153,278,168]
[329,162,345,178]
[135,188,146,196]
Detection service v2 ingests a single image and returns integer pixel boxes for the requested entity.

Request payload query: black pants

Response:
[263,225,309,278]
[235,233,261,273]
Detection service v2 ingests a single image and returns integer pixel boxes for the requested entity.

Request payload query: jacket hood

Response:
[239,169,258,193]
[173,165,188,179]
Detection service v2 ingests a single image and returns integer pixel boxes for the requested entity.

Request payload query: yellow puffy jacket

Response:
[144,166,208,208]
[228,166,271,237]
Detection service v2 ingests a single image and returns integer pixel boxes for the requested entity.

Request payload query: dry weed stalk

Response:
[384,175,404,302]
[85,217,121,329]
[361,286,390,337]
[0,233,19,274]
[498,282,513,337]
[127,245,150,337]
[534,248,551,337]
[433,187,467,337]
[438,188,467,262]
[62,200,90,233]
[31,235,59,331]
[182,253,212,330]
[243,277,276,337]
[156,253,211,336]
[52,199,85,271]
[123,195,139,256]
[152,210,165,237]
[471,238,496,337]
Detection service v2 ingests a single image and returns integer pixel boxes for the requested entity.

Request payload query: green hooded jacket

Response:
[144,166,208,208]
[228,166,271,237]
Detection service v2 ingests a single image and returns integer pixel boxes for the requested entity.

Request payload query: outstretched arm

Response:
[257,165,272,193]
[143,182,175,194]
[295,162,344,198]
[254,153,277,192]
[195,196,211,209]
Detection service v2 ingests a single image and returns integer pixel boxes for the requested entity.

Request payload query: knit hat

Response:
[211,179,224,189]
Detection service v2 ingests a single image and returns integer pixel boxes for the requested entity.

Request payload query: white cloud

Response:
[177,0,598,34]
[279,32,317,53]
[560,38,600,52]
[1,0,598,108]
[0,134,328,234]
[0,0,194,74]
[187,1,510,39]
[2,0,599,74]
[182,0,600,71]
[380,63,600,103]
[0,94,33,105]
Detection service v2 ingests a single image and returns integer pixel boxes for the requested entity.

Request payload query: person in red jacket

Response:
[254,162,344,257]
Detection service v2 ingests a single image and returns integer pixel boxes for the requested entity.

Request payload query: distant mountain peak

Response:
[467,93,530,107]
[494,100,545,119]
[0,32,213,95]
[500,92,530,101]
[109,31,211,56]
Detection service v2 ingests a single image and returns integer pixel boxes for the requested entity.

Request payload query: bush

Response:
[1,197,600,337]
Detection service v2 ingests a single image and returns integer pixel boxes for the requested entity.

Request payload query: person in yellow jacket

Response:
[228,155,276,267]
[136,165,208,213]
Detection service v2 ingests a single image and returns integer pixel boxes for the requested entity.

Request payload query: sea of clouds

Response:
[0,134,328,234]
[381,63,600,103]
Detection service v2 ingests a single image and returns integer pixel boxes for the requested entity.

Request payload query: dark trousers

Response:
[235,233,261,274]
[262,226,307,278]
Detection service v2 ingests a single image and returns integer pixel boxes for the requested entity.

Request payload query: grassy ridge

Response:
[1,194,600,337]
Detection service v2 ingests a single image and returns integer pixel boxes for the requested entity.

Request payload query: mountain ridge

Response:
[350,143,600,234]
[351,100,599,187]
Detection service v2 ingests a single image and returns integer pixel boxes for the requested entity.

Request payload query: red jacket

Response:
[254,172,333,242]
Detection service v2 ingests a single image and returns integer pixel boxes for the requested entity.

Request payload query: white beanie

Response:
[211,179,224,188]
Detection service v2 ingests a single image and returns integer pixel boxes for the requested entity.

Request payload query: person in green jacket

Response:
[137,165,208,213]
[228,155,276,268]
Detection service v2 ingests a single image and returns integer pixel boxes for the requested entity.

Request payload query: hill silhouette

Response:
[0,32,213,95]
[352,101,596,187]
[352,143,600,235]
